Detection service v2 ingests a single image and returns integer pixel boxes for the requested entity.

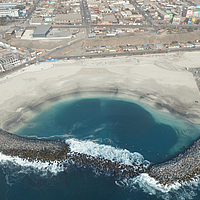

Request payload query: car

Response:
[82,56,86,58]
[71,57,75,59]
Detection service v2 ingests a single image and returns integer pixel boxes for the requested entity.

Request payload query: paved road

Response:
[24,23,200,31]
[39,47,200,62]
[0,47,199,77]
[130,0,154,27]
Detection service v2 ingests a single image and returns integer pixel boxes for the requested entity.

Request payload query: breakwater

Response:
[147,139,200,185]
[0,129,70,162]
[66,152,146,180]
[1,128,200,185]
[0,129,146,179]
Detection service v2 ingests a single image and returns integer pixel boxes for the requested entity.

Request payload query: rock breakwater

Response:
[66,152,146,180]
[0,129,70,162]
[1,128,200,186]
[0,129,147,179]
[147,139,200,185]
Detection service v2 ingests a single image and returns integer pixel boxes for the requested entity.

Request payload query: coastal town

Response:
[1,0,200,197]
[0,0,200,72]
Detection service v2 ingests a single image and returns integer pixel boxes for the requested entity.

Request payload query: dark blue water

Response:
[1,97,200,200]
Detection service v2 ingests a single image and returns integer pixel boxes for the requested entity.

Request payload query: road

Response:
[80,0,91,36]
[1,47,199,77]
[129,0,154,27]
[39,46,200,62]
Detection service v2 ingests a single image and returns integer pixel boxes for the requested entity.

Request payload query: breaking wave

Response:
[65,139,200,200]
[0,152,65,176]
[0,138,200,199]
[65,138,150,167]
[118,173,200,200]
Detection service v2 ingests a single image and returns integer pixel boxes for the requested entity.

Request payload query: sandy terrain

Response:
[0,52,200,131]
[5,29,200,58]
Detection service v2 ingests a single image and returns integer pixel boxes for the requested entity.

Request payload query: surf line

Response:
[0,128,200,185]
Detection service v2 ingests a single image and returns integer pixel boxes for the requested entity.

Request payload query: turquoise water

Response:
[1,97,200,200]
[16,98,180,163]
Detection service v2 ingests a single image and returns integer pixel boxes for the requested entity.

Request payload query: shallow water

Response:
[1,97,200,200]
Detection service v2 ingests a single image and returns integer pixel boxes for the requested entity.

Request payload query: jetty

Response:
[147,139,200,185]
[0,129,70,162]
[0,129,146,179]
[0,128,200,185]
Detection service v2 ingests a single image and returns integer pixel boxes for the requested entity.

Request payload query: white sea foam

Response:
[64,139,200,200]
[65,138,150,167]
[0,152,64,175]
[117,173,200,200]
[126,173,181,193]
[1,137,200,199]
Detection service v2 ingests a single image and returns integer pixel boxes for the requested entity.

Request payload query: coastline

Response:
[0,52,200,131]
[0,52,200,185]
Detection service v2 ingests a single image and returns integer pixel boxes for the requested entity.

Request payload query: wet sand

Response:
[0,52,200,185]
[0,53,200,132]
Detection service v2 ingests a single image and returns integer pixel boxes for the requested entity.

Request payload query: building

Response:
[101,14,117,24]
[0,47,21,71]
[157,9,170,20]
[33,25,51,37]
[0,4,17,8]
[55,14,82,25]
[0,8,19,17]
[172,17,180,25]
[155,43,163,49]
[6,28,15,35]
[16,29,25,38]
[187,9,200,18]
[30,18,43,25]
[88,33,96,38]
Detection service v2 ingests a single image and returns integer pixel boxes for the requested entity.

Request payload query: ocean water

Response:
[1,97,200,200]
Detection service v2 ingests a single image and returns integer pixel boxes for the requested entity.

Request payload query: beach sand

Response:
[0,52,200,131]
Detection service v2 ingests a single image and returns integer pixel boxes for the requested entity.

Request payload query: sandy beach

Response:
[0,52,200,131]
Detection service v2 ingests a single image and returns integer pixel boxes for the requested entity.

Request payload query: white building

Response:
[0,9,19,17]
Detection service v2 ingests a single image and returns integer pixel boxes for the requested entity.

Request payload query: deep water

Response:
[1,97,200,200]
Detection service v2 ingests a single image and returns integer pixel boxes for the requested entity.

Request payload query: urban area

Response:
[0,0,200,72]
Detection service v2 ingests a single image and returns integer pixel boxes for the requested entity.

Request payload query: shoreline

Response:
[1,53,200,130]
[0,52,200,154]
[0,52,200,185]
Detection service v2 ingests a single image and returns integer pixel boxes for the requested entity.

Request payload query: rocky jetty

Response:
[147,139,200,185]
[0,129,147,179]
[66,152,146,180]
[0,129,70,162]
[1,128,200,185]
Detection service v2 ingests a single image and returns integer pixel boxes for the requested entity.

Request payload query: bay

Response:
[1,97,200,200]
